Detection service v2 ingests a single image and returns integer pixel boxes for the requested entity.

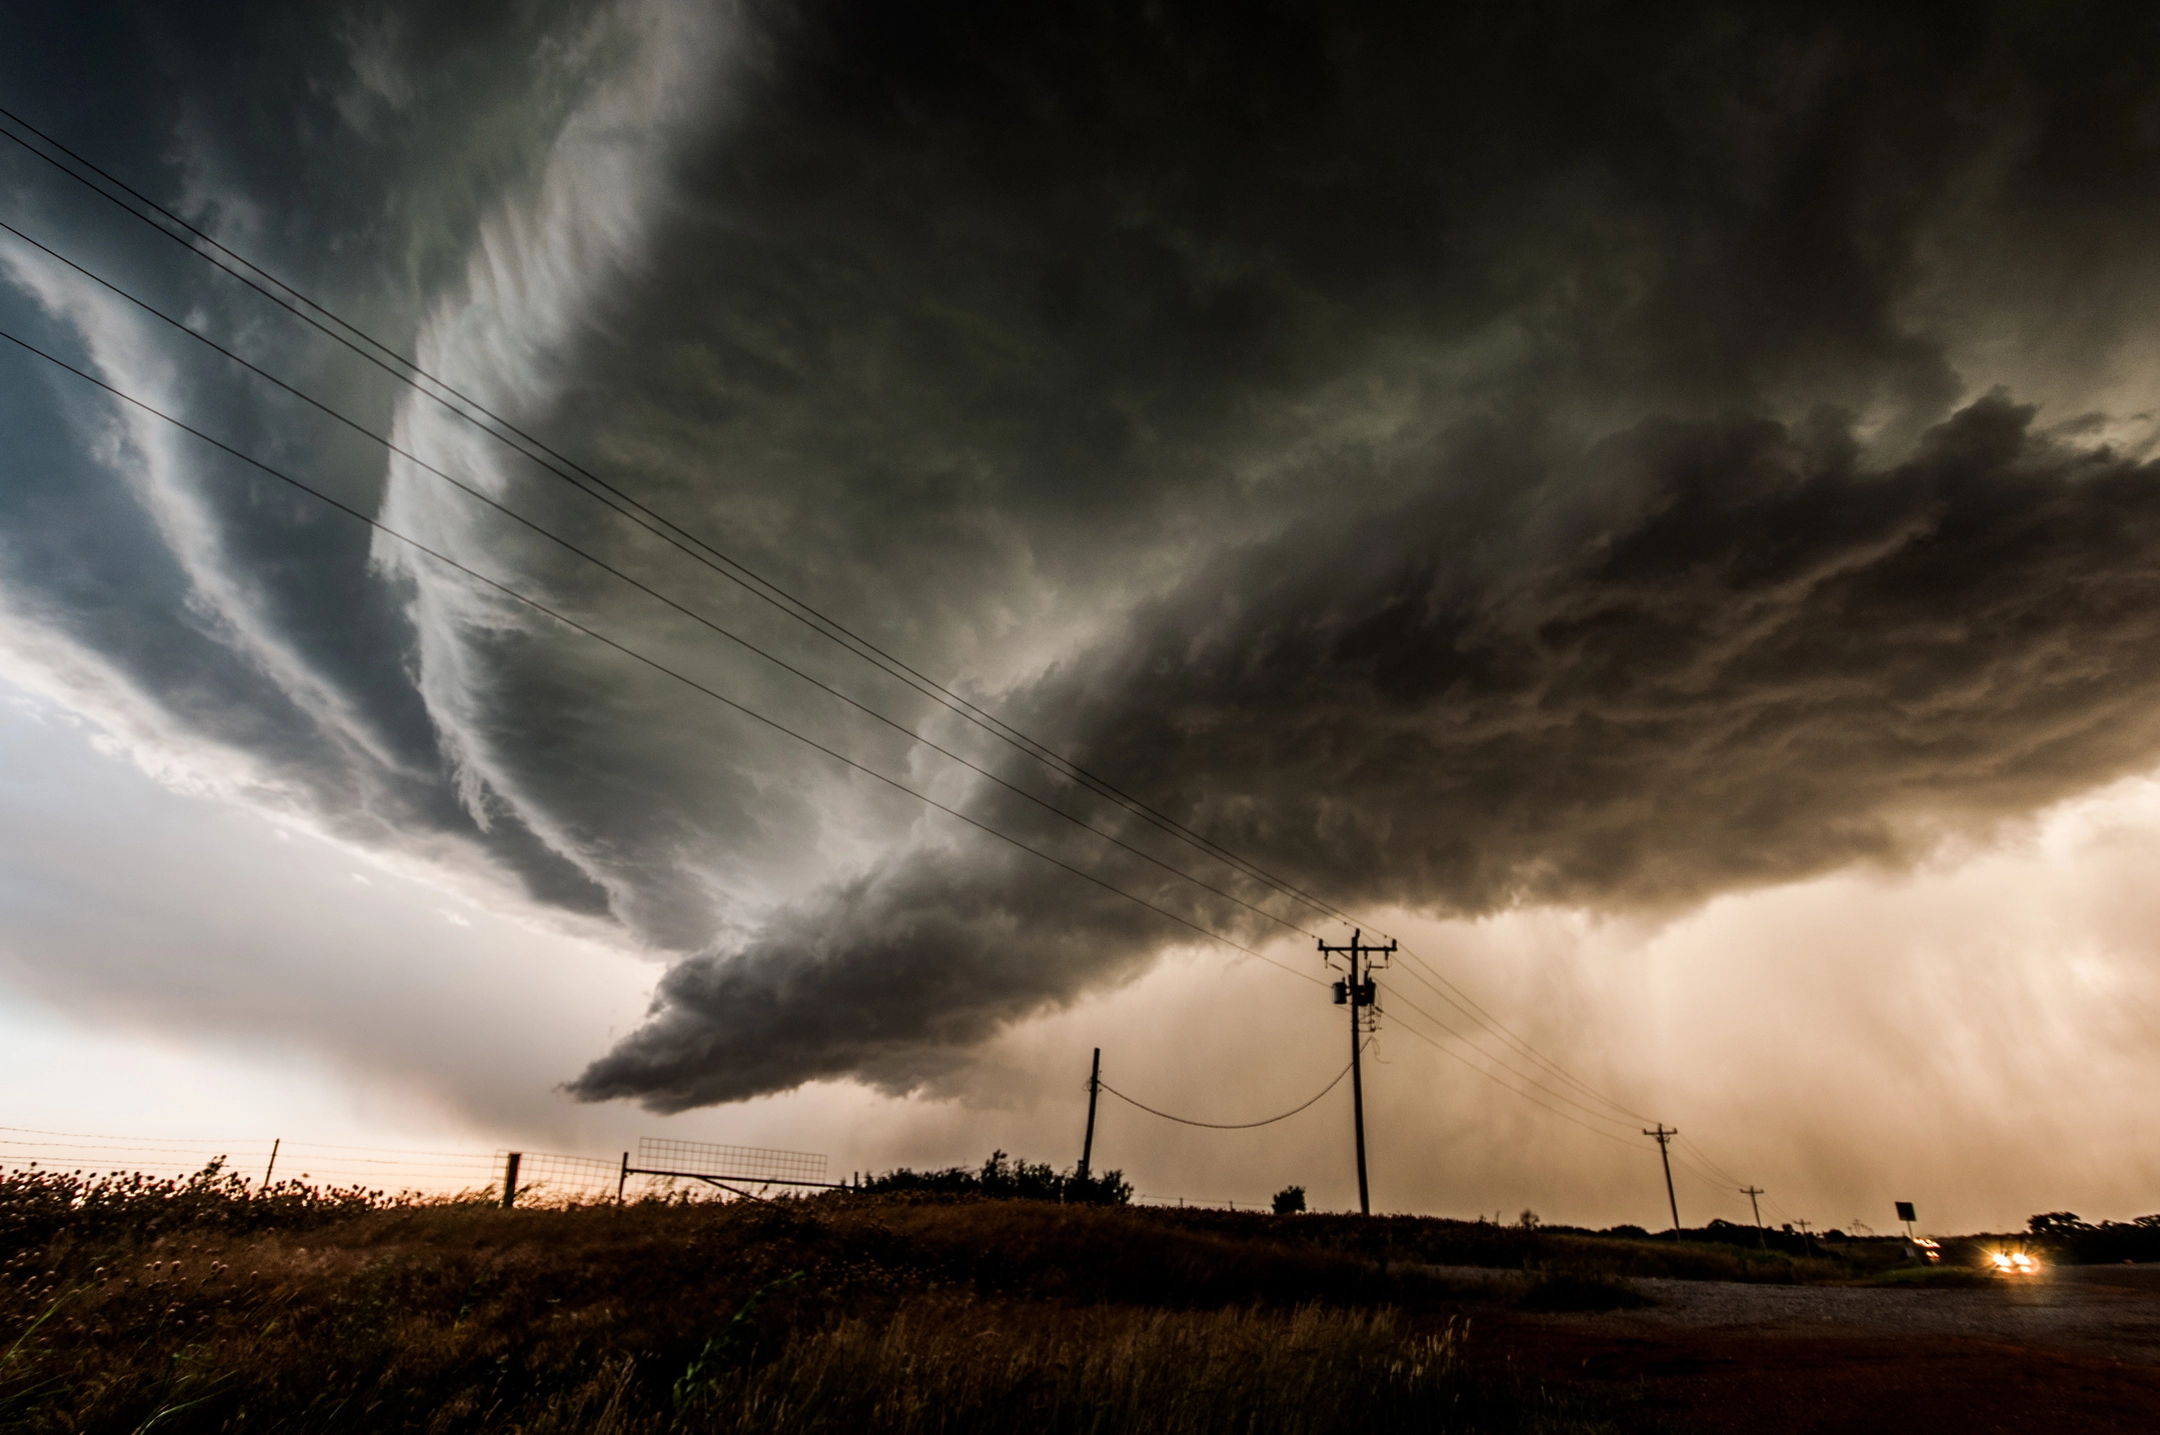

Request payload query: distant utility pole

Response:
[1318,930,1394,1216]
[1644,1125,1680,1236]
[1078,1048,1102,1182]
[1741,1185,1766,1248]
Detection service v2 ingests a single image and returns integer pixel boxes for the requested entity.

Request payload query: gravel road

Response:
[1431,1263,2160,1366]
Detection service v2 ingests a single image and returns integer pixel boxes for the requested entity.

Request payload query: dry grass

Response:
[0,1179,1632,1434]
[529,1302,1548,1435]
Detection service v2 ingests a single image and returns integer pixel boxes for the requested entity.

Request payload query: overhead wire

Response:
[1097,1058,1356,1130]
[0,103,1765,1185]
[0,105,1681,1147]
[0,108,1346,932]
[1373,980,1646,1136]
[1375,946,1659,1125]
[0,213,1325,948]
[1374,1011,1646,1150]
[1675,1134,1751,1191]
[0,321,1325,990]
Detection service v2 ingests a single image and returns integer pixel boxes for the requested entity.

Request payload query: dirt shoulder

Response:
[1461,1265,2160,1434]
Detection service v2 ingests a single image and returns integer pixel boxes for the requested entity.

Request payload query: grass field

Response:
[0,1162,1655,1434]
[0,1159,1972,1432]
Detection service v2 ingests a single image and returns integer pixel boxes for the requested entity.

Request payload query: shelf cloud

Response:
[6,0,2160,1116]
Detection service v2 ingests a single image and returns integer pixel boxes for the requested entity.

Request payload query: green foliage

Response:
[861,1150,1132,1205]
[674,1270,807,1411]
[2023,1211,2160,1263]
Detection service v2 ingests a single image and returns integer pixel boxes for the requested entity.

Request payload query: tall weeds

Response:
[0,1167,1643,1432]
[688,1302,1476,1434]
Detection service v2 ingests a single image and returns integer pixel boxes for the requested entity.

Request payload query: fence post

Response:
[502,1152,521,1209]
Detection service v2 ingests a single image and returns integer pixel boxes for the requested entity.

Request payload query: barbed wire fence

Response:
[0,1125,1293,1213]
[0,1127,829,1206]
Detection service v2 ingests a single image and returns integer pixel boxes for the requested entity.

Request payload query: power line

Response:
[0,191,1696,1164]
[0,321,1325,991]
[1376,981,1645,1135]
[1675,1133,1749,1191]
[1376,1006,1648,1150]
[1383,949,1656,1125]
[1097,1059,1355,1130]
[0,103,1686,1154]
[0,213,1325,947]
[0,108,1344,937]
[0,104,1756,1191]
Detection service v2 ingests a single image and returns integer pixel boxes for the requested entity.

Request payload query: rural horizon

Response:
[3,2,2160,1428]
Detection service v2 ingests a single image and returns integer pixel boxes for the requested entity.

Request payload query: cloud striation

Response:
[6,1,2160,1111]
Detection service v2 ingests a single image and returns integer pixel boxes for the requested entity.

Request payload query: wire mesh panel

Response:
[503,1151,621,1203]
[634,1138,828,1186]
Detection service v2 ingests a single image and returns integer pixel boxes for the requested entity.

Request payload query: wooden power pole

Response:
[1645,1125,1680,1236]
[1077,1047,1101,1182]
[1318,930,1394,1215]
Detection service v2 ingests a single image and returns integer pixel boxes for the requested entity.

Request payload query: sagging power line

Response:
[1097,1061,1357,1130]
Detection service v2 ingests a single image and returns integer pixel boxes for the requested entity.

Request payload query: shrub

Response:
[2023,1212,2160,1264]
[862,1150,1131,1205]
[0,1159,392,1258]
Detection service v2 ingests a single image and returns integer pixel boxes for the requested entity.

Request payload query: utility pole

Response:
[1741,1185,1766,1247]
[1644,1125,1680,1236]
[1077,1047,1101,1182]
[1318,930,1394,1215]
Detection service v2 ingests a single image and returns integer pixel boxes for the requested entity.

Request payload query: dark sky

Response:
[3,1,2160,1222]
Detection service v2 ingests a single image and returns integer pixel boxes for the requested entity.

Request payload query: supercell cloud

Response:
[5,2,2160,1112]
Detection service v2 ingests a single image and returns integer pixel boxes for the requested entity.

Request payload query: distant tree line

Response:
[861,1151,1132,1205]
[2028,1212,2160,1263]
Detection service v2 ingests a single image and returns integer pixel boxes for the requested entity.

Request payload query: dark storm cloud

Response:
[0,0,623,910]
[8,2,2160,1109]
[577,396,2160,1106]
